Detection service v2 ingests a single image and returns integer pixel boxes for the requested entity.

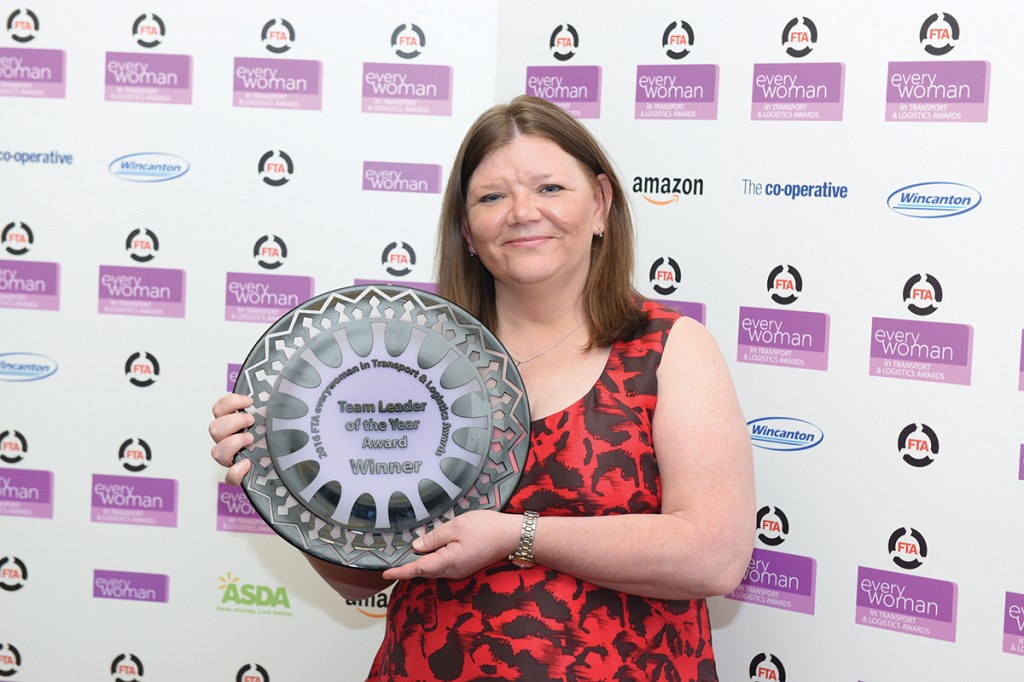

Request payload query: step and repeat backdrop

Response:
[2,1,1022,680]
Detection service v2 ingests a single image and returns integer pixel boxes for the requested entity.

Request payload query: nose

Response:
[508,189,540,225]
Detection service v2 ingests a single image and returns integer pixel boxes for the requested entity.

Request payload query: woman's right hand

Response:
[208,393,255,485]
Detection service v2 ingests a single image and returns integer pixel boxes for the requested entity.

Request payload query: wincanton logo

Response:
[782,17,816,58]
[262,18,295,54]
[109,153,189,183]
[549,24,578,61]
[0,352,57,382]
[391,23,424,59]
[632,175,703,206]
[887,182,980,218]
[6,9,38,42]
[747,417,824,452]
[662,20,694,60]
[921,13,958,55]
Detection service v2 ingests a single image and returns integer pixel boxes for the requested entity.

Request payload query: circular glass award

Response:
[232,285,530,569]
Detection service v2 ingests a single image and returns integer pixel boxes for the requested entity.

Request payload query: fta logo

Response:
[549,23,579,61]
[391,23,424,59]
[921,13,958,55]
[0,643,21,677]
[126,228,158,262]
[903,273,942,316]
[262,18,295,54]
[125,352,160,387]
[111,653,144,682]
[0,430,27,464]
[6,8,38,42]
[258,150,293,186]
[649,257,681,296]
[749,652,786,681]
[756,506,789,546]
[889,526,928,570]
[119,438,152,472]
[382,241,416,277]
[2,221,33,256]
[898,423,939,468]
[662,20,694,60]
[782,17,816,58]
[237,663,270,682]
[132,13,165,48]
[0,556,28,591]
[767,265,801,305]
[253,234,287,269]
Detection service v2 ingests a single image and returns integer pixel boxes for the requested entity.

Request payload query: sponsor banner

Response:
[98,265,186,318]
[233,57,323,110]
[525,65,601,118]
[856,565,958,642]
[869,317,973,386]
[887,182,981,219]
[0,467,53,518]
[0,259,59,310]
[751,62,845,121]
[216,482,273,535]
[1005,592,1024,655]
[227,362,241,393]
[225,271,314,324]
[726,547,816,615]
[105,52,192,104]
[886,60,990,122]
[353,278,436,294]
[737,306,830,371]
[0,352,58,382]
[634,64,718,120]
[109,152,189,183]
[659,300,706,326]
[747,416,824,452]
[91,473,178,527]
[93,569,169,603]
[362,161,442,194]
[361,62,453,116]
[0,47,65,98]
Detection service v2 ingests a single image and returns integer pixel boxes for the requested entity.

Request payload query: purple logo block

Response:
[856,566,958,642]
[526,65,602,119]
[1004,592,1024,655]
[635,64,719,120]
[0,259,60,311]
[98,265,186,318]
[105,52,192,105]
[737,306,830,371]
[1018,330,1023,391]
[0,467,53,518]
[726,548,817,615]
[752,62,845,121]
[0,47,65,98]
[93,569,169,603]
[234,57,323,110]
[227,363,241,393]
[91,473,178,528]
[869,317,973,385]
[659,300,706,325]
[886,61,990,123]
[363,162,442,194]
[224,272,314,324]
[216,482,273,535]
[362,62,453,116]
[1019,444,1023,482]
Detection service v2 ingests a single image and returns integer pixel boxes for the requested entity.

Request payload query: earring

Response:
[597,230,605,239]
[468,245,477,257]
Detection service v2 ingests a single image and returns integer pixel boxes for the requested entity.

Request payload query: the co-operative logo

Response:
[748,416,824,452]
[887,182,980,219]
[0,352,58,382]
[109,153,190,183]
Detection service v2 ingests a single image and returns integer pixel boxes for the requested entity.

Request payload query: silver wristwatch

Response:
[508,511,539,568]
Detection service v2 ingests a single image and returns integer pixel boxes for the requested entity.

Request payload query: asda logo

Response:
[218,572,292,613]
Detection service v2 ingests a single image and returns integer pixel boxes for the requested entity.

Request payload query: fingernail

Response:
[412,538,424,551]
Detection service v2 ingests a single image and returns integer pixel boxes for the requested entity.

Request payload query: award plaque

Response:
[233,285,530,569]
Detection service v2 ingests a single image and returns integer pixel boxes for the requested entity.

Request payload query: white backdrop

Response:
[2,2,1022,680]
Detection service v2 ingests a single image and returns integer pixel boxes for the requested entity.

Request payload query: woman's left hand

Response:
[381,510,521,581]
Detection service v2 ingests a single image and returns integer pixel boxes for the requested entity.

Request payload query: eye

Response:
[476,192,503,204]
[539,184,563,194]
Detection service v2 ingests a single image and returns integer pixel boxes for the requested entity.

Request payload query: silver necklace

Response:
[509,320,585,366]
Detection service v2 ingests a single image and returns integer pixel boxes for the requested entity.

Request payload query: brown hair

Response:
[435,95,646,347]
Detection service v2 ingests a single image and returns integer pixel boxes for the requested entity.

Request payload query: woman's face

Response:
[463,134,611,293]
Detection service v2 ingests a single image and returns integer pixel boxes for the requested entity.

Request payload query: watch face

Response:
[510,556,534,569]
[233,284,530,569]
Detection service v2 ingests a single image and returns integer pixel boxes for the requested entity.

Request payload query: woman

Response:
[210,95,754,681]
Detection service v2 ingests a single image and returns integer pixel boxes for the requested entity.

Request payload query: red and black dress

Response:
[367,302,718,682]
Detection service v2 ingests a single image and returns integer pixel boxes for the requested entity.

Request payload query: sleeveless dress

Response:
[367,302,718,682]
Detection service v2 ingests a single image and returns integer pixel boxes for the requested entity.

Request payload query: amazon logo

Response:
[632,175,704,206]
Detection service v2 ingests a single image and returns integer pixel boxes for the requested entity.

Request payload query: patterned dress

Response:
[367,302,718,682]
